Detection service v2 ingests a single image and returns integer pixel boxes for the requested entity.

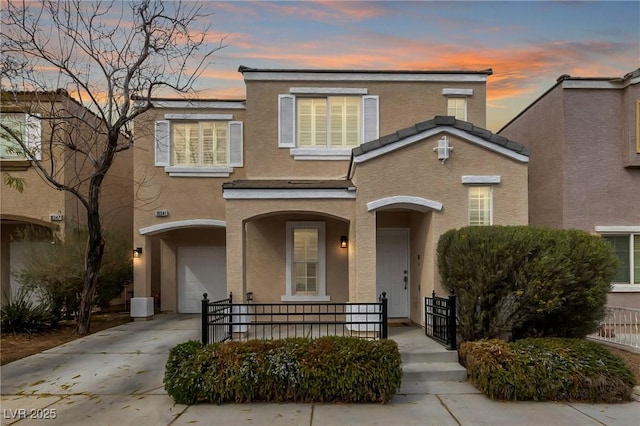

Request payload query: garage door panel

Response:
[177,246,226,313]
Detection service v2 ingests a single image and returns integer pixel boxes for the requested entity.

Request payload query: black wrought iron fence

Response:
[201,292,388,345]
[424,290,456,350]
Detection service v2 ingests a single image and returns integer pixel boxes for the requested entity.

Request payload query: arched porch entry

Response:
[241,210,351,304]
[136,219,227,314]
[367,196,443,324]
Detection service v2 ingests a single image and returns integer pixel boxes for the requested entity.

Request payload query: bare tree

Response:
[1,0,223,334]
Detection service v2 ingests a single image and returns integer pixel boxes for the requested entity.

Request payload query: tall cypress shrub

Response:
[437,226,617,342]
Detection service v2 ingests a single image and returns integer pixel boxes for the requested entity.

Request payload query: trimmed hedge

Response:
[164,336,402,405]
[459,338,636,402]
[437,226,617,342]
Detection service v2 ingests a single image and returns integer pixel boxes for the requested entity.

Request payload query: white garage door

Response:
[177,246,227,313]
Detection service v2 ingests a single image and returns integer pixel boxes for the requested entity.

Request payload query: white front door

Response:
[177,246,226,313]
[376,229,409,318]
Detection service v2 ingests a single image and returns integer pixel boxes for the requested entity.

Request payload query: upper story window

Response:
[279,89,378,160]
[172,121,227,166]
[154,114,243,177]
[0,113,41,160]
[298,96,361,148]
[442,88,473,122]
[447,98,467,121]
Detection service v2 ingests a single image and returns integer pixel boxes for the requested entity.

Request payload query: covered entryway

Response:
[177,246,226,313]
[377,229,409,318]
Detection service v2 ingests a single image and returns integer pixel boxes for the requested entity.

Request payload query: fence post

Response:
[228,292,233,340]
[380,292,388,339]
[201,293,209,345]
[448,290,456,350]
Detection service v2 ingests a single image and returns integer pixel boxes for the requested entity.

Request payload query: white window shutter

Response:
[362,95,379,143]
[228,121,243,167]
[278,94,296,148]
[154,120,170,166]
[25,114,42,160]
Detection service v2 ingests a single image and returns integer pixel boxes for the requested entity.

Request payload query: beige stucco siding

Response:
[243,79,487,179]
[352,132,528,317]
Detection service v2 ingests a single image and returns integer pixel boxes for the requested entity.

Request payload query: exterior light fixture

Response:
[433,136,453,164]
[340,236,348,248]
[133,247,143,258]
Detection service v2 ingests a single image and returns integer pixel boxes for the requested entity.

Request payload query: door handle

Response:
[403,270,408,290]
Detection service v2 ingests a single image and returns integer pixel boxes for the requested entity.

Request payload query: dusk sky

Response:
[188,0,639,131]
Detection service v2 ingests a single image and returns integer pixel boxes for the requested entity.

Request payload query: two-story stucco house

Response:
[0,90,133,304]
[131,66,529,326]
[499,69,640,308]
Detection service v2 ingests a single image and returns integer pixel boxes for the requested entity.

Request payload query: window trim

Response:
[283,221,329,302]
[467,185,493,226]
[597,226,640,291]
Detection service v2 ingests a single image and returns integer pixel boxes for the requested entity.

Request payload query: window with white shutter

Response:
[154,118,243,176]
[279,92,379,160]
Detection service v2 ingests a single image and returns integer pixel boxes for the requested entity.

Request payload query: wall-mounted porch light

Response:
[340,235,348,249]
[433,135,453,164]
[133,247,143,258]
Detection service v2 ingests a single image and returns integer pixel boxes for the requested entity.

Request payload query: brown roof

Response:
[353,116,529,157]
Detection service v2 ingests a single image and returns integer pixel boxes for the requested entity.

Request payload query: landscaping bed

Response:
[0,312,132,365]
[164,336,402,405]
[459,338,636,402]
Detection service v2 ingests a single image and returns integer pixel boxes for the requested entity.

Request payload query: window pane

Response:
[1,114,26,159]
[634,235,640,284]
[603,235,631,283]
[297,98,326,147]
[447,98,466,121]
[173,121,227,166]
[293,228,319,294]
[201,122,215,165]
[329,96,360,147]
[469,186,491,226]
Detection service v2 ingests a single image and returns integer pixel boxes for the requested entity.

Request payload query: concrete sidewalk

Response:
[1,314,638,426]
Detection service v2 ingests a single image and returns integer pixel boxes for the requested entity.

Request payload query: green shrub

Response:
[1,288,57,334]
[15,227,132,319]
[164,337,402,405]
[437,226,617,342]
[459,338,635,402]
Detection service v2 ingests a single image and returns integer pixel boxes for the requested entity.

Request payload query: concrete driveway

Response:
[2,314,639,426]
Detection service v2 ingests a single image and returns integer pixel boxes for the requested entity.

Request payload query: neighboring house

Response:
[0,90,133,304]
[131,66,529,326]
[499,69,640,308]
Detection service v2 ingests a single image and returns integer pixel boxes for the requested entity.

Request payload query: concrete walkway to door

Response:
[2,314,638,426]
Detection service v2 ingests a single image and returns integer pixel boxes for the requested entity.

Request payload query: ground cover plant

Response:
[164,336,402,405]
[459,338,636,402]
[0,288,56,334]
